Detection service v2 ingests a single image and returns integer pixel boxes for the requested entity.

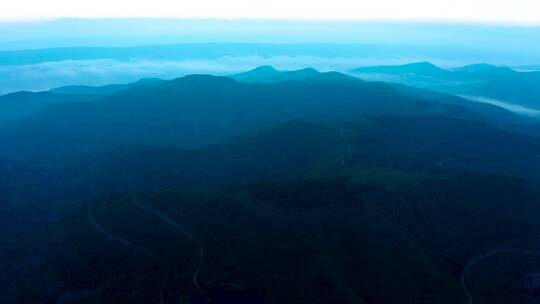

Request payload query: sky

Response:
[1,0,539,94]
[2,0,540,24]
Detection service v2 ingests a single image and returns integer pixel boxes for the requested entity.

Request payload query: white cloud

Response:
[0,56,468,95]
[463,95,540,116]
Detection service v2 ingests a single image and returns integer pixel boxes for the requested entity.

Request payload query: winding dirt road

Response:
[339,128,353,170]
[88,205,158,258]
[460,247,540,304]
[88,205,170,304]
[340,128,352,158]
[133,198,206,296]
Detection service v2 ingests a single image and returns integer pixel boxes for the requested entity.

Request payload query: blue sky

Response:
[0,2,538,94]
[1,19,539,50]
[2,0,539,24]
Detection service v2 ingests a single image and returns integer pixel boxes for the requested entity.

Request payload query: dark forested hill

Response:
[2,68,540,304]
[6,174,540,304]
[0,72,490,166]
[0,91,101,124]
[60,116,540,199]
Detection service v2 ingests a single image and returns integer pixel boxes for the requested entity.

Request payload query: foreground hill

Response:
[351,62,540,111]
[63,120,347,195]
[6,174,540,304]
[2,69,534,246]
[0,159,64,246]
[11,113,540,263]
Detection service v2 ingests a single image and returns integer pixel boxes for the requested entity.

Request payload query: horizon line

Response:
[1,16,540,27]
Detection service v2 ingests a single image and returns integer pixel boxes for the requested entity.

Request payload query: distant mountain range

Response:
[0,43,452,66]
[231,65,353,83]
[351,62,540,111]
[515,64,540,71]
[49,77,164,95]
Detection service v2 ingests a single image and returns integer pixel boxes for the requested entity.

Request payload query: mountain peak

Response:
[406,61,436,67]
[232,66,324,83]
[452,63,513,73]
[294,67,319,73]
[399,62,446,72]
[169,74,239,86]
[231,65,281,82]
[133,77,163,84]
[250,65,280,73]
[351,61,447,75]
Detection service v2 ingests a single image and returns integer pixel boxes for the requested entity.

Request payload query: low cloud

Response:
[0,56,467,95]
[462,95,540,117]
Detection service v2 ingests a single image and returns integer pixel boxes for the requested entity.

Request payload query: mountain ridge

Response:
[351,62,540,110]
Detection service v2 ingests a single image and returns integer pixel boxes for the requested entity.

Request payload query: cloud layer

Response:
[0,56,467,95]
